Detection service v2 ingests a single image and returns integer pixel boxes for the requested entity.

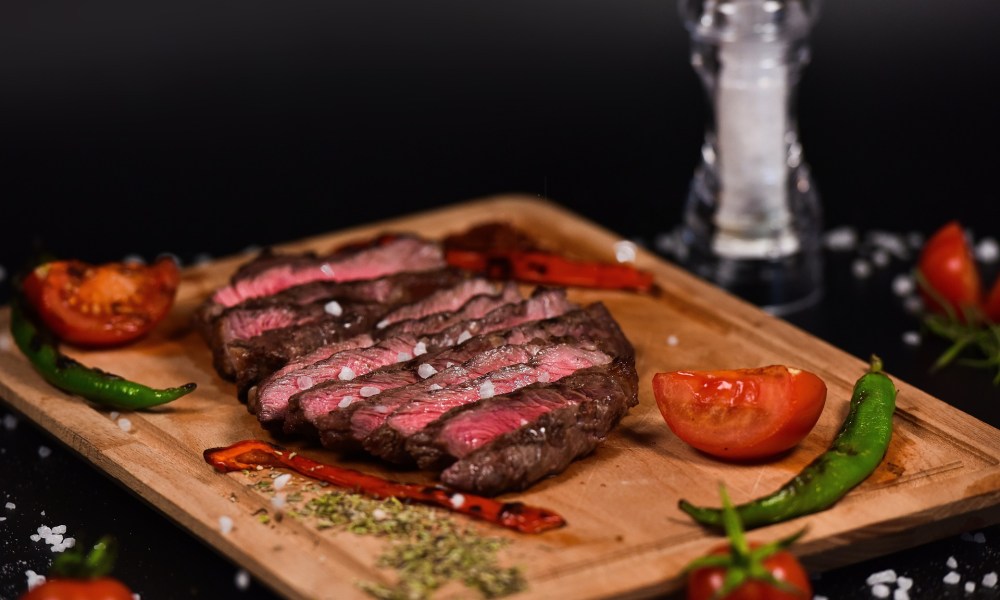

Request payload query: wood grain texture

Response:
[1,195,999,600]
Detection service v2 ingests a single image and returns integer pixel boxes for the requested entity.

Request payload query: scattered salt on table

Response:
[866,569,897,586]
[38,446,51,459]
[896,576,913,591]
[824,226,858,252]
[323,300,343,316]
[852,259,873,279]
[25,570,46,591]
[901,331,921,347]
[983,572,998,588]
[273,474,292,490]
[5,502,15,510]
[3,414,17,430]
[946,556,957,569]
[871,583,890,598]
[117,418,132,433]
[891,274,915,296]
[975,237,999,263]
[235,569,250,590]
[943,571,961,585]
[614,240,637,263]
[965,582,976,593]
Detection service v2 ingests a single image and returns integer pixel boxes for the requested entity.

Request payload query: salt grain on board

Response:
[614,240,637,263]
[219,516,234,534]
[975,237,999,263]
[852,259,873,279]
[117,418,132,433]
[273,474,292,490]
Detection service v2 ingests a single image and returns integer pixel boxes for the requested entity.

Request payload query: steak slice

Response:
[210,273,495,383]
[362,343,613,463]
[284,339,548,439]
[308,287,579,448]
[205,235,444,311]
[201,268,467,376]
[249,285,527,428]
[408,357,639,495]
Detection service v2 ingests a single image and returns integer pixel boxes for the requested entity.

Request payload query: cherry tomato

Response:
[687,542,811,600]
[985,277,1000,323]
[21,257,181,347]
[20,578,134,600]
[917,220,982,319]
[652,365,827,461]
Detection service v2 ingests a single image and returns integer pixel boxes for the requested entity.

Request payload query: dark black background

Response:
[2,1,1000,598]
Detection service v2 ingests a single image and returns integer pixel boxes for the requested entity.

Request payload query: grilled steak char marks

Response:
[409,357,639,496]
[361,343,613,464]
[306,288,579,448]
[250,283,538,429]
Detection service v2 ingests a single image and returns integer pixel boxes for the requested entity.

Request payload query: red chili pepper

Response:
[444,248,654,293]
[204,440,566,534]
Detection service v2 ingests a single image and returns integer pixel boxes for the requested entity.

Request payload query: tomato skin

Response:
[21,257,181,347]
[687,543,811,600]
[652,366,827,461]
[917,221,982,319]
[20,578,134,600]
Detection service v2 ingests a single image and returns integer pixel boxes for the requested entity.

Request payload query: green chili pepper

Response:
[9,295,196,410]
[679,355,897,530]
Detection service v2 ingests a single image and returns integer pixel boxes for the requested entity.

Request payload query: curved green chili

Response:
[679,355,897,530]
[10,296,196,410]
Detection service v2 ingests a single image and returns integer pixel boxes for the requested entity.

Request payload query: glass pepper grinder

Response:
[675,0,823,316]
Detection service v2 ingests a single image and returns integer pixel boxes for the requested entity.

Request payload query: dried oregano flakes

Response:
[244,471,526,599]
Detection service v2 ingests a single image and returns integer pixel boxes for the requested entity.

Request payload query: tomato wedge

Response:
[917,220,983,319]
[21,257,181,347]
[652,366,827,461]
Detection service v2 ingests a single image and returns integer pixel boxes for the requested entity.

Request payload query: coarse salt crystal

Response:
[271,493,286,509]
[871,249,891,268]
[450,494,465,509]
[666,335,679,346]
[983,572,997,587]
[25,570,46,591]
[852,259,873,279]
[903,295,923,314]
[965,582,976,593]
[902,331,921,347]
[31,534,41,542]
[418,364,438,379]
[457,330,472,344]
[412,341,427,356]
[891,274,915,296]
[893,589,909,600]
[614,240,638,263]
[235,569,250,590]
[824,226,858,251]
[117,418,132,433]
[896,576,913,591]
[320,263,334,276]
[975,532,986,543]
[3,414,17,430]
[296,375,314,389]
[109,411,120,421]
[943,571,961,585]
[946,556,958,569]
[338,367,356,381]
[52,525,66,534]
[373,405,390,414]
[376,319,390,330]
[519,418,528,426]
[132,594,141,600]
[38,446,51,459]
[871,583,890,598]
[337,396,354,409]
[867,230,910,259]
[273,474,292,490]
[122,253,145,264]
[537,371,550,383]
[907,231,924,249]
[323,300,343,316]
[479,380,495,399]
[428,384,443,391]
[397,352,412,362]
[5,502,15,510]
[360,386,381,398]
[976,237,999,263]
[372,508,387,521]
[0,517,5,521]
[219,515,234,534]
[867,569,897,586]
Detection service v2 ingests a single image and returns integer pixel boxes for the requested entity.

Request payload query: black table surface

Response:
[2,0,999,598]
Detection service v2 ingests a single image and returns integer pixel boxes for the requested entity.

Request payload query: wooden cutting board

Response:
[2,195,999,600]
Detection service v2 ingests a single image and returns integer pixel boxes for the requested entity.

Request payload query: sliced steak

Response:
[409,357,639,495]
[372,278,502,330]
[249,286,528,428]
[206,235,444,311]
[208,272,492,382]
[362,343,613,463]
[308,288,579,447]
